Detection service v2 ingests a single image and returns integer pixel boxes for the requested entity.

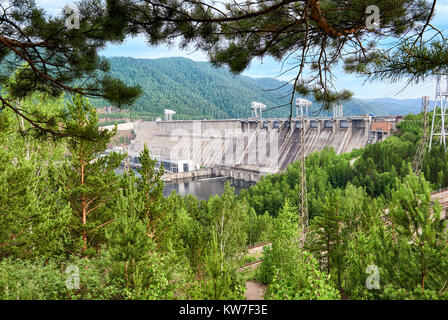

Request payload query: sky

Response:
[37,0,448,99]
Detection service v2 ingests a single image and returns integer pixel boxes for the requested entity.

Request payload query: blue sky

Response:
[38,0,448,99]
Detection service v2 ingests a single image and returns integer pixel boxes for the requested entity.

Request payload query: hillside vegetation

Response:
[92,57,421,120]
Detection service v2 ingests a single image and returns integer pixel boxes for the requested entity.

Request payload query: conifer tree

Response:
[376,172,448,298]
[136,144,164,238]
[108,176,151,286]
[0,1,141,136]
[347,171,448,299]
[0,0,435,122]
[0,94,72,259]
[310,190,343,279]
[61,94,125,255]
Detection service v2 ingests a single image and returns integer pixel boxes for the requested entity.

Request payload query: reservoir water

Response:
[116,168,255,200]
[163,177,255,200]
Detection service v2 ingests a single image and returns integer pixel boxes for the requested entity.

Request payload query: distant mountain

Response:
[250,77,425,116]
[92,56,424,119]
[360,98,428,115]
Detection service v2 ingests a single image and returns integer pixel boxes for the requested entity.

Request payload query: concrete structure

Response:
[100,122,135,131]
[97,106,129,114]
[333,104,343,117]
[431,187,448,220]
[124,115,401,181]
[295,98,312,117]
[367,116,402,145]
[164,109,176,121]
[251,102,267,119]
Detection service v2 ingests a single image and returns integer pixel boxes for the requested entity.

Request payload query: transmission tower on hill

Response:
[412,96,430,175]
[429,73,448,153]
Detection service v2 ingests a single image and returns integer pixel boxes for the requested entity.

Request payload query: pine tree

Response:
[107,175,152,288]
[0,1,141,137]
[136,144,164,238]
[310,190,343,283]
[0,0,434,122]
[61,95,125,255]
[111,0,431,107]
[349,37,448,87]
[0,94,72,259]
[362,171,448,299]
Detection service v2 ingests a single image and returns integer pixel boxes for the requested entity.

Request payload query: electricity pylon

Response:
[412,96,430,175]
[429,73,448,153]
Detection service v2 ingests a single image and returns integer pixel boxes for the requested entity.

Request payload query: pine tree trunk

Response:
[124,261,129,287]
[81,162,87,253]
[146,191,151,236]
[327,236,330,275]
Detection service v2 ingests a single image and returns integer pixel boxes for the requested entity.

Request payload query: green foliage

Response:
[0,258,67,300]
[0,255,122,300]
[92,57,414,120]
[247,208,274,245]
[349,39,448,84]
[0,1,141,105]
[256,199,300,284]
[265,252,341,300]
[206,183,249,259]
[309,184,383,293]
[0,94,72,259]
[195,230,245,300]
[60,95,125,255]
[136,144,165,238]
[376,172,448,299]
[94,56,297,119]
[257,199,339,299]
[345,172,448,300]
[2,89,448,301]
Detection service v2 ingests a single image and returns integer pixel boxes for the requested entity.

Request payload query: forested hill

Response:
[93,56,422,119]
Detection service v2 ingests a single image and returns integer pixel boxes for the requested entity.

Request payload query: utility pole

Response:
[429,73,448,153]
[412,96,430,175]
[295,98,309,245]
[123,143,130,172]
[299,113,308,244]
[122,107,132,172]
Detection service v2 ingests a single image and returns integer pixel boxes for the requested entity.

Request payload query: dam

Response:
[107,114,402,182]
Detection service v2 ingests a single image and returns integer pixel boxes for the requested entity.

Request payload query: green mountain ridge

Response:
[92,56,423,119]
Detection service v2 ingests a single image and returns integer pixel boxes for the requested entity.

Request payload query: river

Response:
[116,168,255,200]
[163,177,255,200]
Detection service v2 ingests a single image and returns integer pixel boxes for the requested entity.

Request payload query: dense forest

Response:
[91,57,422,120]
[2,84,448,299]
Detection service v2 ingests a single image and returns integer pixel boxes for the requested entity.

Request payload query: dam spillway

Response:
[113,116,401,181]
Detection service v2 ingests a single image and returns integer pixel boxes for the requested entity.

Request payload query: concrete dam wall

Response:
[126,116,396,179]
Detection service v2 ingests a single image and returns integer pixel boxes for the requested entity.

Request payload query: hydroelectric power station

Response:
[102,102,403,182]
